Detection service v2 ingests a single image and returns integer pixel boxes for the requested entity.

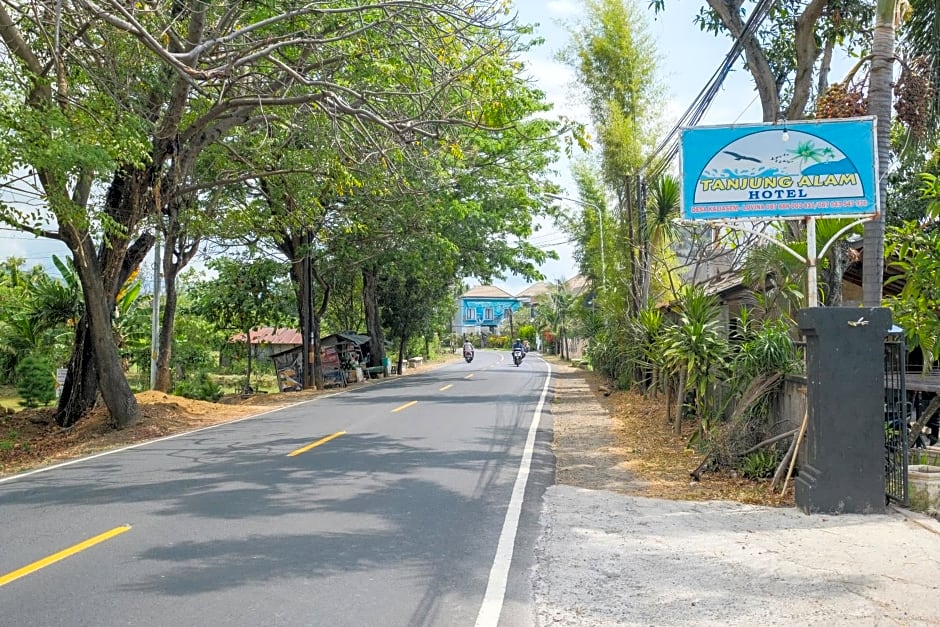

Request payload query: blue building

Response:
[454,285,521,338]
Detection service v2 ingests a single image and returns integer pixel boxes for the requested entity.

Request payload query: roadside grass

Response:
[0,385,28,411]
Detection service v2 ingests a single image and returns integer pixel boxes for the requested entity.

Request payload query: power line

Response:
[644,0,776,179]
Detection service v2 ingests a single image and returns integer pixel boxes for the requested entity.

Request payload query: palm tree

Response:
[643,174,681,305]
[862,0,898,306]
[537,281,576,360]
[903,0,939,139]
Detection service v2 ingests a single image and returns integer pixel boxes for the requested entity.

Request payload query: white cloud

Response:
[545,1,580,18]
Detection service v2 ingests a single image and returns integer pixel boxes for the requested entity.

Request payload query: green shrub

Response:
[15,353,55,408]
[172,371,223,402]
[738,449,780,479]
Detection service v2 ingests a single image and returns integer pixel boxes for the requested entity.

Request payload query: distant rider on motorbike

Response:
[511,338,526,355]
[463,339,474,359]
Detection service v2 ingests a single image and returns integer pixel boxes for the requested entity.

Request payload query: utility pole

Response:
[508,306,514,339]
[301,230,313,388]
[149,232,161,390]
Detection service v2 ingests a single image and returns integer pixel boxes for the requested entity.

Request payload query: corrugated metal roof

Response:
[231,327,302,345]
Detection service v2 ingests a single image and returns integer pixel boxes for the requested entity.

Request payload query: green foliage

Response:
[190,255,294,334]
[661,285,728,423]
[887,145,940,225]
[172,371,223,403]
[0,257,79,384]
[731,316,798,381]
[379,255,455,355]
[738,449,780,480]
[15,353,55,408]
[536,281,577,359]
[885,218,940,372]
[487,335,509,349]
[170,313,223,381]
[114,276,151,371]
[518,325,537,345]
[189,254,293,391]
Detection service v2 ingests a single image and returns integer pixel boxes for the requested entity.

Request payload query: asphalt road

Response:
[0,350,554,627]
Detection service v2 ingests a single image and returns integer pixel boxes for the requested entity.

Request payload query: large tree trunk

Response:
[242,326,255,393]
[155,258,179,392]
[65,231,140,428]
[823,241,847,306]
[56,318,99,428]
[55,227,154,428]
[362,265,387,368]
[706,0,781,122]
[287,248,310,387]
[863,1,896,306]
[156,200,201,392]
[397,335,407,375]
[311,266,331,390]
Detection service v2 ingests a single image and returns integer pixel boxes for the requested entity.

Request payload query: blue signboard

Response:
[680,117,878,220]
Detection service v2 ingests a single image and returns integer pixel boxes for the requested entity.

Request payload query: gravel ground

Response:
[535,362,940,626]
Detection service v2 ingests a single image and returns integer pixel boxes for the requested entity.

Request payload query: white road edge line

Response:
[0,390,348,485]
[475,359,552,627]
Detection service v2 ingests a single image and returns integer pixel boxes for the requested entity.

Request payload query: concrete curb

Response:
[889,503,940,535]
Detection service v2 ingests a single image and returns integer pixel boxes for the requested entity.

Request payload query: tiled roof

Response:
[564,275,589,295]
[462,285,514,298]
[516,281,552,298]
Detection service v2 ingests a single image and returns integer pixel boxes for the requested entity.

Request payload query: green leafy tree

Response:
[884,173,940,373]
[189,256,293,393]
[0,0,555,428]
[560,0,664,317]
[651,0,873,121]
[0,257,79,383]
[15,353,55,408]
[378,247,456,375]
[537,281,577,360]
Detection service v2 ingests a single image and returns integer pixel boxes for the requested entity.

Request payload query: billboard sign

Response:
[680,117,877,220]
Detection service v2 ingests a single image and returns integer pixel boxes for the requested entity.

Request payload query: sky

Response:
[490,0,789,295]
[0,2,851,293]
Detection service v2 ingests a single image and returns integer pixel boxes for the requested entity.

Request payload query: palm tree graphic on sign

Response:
[788,140,829,171]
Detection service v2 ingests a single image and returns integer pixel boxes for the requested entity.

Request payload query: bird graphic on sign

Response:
[722,150,762,163]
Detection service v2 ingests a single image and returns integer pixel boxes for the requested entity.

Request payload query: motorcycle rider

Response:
[511,338,526,356]
[463,338,475,359]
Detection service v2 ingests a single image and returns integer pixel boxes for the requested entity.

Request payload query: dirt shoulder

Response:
[548,358,792,506]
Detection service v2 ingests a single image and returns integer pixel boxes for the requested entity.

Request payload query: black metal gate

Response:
[885,338,909,506]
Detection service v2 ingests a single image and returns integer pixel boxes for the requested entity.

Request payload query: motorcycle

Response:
[512,348,524,367]
[464,350,474,363]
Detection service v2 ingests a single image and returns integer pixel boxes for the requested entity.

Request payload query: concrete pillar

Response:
[795,307,892,514]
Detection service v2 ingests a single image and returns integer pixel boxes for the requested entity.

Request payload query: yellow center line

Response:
[464,373,474,379]
[439,384,453,391]
[287,431,346,457]
[392,400,418,413]
[0,524,132,588]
